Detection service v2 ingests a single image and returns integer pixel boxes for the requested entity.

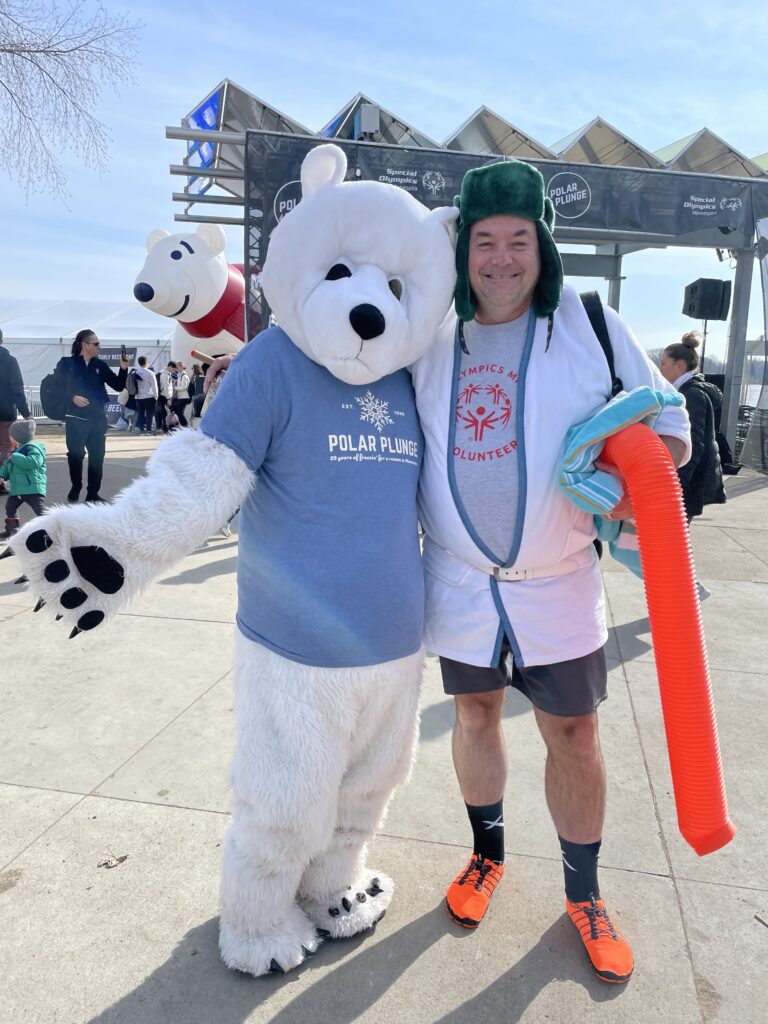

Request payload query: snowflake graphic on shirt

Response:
[356,390,394,432]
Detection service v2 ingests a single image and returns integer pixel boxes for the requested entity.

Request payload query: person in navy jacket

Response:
[59,329,128,503]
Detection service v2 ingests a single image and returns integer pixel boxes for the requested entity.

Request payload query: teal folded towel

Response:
[558,387,685,578]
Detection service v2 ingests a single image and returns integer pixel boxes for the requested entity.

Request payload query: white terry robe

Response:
[411,285,691,669]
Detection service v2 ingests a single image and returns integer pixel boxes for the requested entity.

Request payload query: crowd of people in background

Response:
[117,357,225,434]
[0,332,238,536]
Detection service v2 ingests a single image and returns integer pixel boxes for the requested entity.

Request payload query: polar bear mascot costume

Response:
[133,223,246,364]
[6,144,458,977]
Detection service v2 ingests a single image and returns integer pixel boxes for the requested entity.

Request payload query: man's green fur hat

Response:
[453,160,563,321]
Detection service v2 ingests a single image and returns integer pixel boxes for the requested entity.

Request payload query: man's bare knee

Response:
[455,690,505,734]
[536,710,601,761]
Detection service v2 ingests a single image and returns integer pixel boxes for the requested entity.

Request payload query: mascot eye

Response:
[326,263,352,281]
[388,279,403,301]
[171,250,182,260]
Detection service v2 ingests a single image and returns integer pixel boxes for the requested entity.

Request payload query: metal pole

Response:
[173,213,244,226]
[606,247,623,311]
[606,272,623,311]
[722,249,756,451]
[171,192,244,206]
[169,164,243,179]
[166,127,246,145]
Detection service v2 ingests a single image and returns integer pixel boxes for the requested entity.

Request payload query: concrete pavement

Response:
[1,426,766,1023]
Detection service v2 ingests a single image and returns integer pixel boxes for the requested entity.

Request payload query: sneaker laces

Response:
[458,856,501,893]
[577,895,619,941]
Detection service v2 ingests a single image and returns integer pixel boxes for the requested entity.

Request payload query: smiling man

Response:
[411,160,690,984]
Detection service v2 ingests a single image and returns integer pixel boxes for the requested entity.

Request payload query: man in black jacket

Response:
[60,329,128,503]
[0,329,32,495]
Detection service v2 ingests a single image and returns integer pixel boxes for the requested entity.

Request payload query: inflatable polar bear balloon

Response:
[7,144,458,978]
[133,223,246,365]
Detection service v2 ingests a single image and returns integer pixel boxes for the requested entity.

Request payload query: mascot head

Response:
[260,144,458,385]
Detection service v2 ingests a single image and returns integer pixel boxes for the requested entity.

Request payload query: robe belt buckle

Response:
[492,565,529,582]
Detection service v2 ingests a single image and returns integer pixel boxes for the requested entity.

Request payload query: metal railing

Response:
[24,387,45,419]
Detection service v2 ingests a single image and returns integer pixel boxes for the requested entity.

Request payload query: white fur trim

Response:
[7,430,254,632]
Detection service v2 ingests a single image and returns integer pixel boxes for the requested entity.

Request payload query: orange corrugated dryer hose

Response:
[602,423,736,856]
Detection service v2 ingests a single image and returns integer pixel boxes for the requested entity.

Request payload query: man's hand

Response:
[73,395,90,408]
[204,354,234,394]
[595,460,632,520]
[598,434,687,521]
[119,357,130,370]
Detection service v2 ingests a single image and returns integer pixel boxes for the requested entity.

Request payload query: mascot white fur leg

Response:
[219,637,421,974]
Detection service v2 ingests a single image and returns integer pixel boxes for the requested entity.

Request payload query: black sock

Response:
[465,800,505,864]
[559,836,601,902]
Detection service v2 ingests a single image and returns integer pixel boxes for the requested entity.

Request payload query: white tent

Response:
[0,299,175,390]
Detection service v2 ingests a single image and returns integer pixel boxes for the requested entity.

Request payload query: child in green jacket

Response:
[0,419,46,539]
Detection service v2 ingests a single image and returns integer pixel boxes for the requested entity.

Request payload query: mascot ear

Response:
[301,144,347,198]
[146,228,170,252]
[428,206,460,245]
[195,223,227,256]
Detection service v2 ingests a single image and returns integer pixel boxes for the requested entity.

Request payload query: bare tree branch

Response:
[0,0,141,199]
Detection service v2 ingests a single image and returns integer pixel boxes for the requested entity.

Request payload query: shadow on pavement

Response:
[433,917,626,1023]
[608,618,652,663]
[159,556,238,587]
[86,905,619,1024]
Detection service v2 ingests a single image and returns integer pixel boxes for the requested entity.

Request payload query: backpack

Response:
[40,361,70,421]
[579,291,623,398]
[579,292,623,561]
[125,368,141,397]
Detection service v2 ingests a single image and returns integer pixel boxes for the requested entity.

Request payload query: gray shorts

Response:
[439,639,607,718]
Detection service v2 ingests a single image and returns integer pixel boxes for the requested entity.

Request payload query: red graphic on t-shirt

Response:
[456,383,513,442]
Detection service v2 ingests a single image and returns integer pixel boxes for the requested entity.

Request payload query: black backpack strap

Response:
[580,291,623,397]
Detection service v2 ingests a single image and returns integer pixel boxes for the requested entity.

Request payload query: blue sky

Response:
[3,0,767,359]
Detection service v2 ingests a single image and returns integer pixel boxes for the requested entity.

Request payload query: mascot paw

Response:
[300,869,394,939]
[219,904,321,978]
[5,509,132,636]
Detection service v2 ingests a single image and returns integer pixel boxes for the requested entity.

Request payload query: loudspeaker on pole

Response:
[682,278,731,321]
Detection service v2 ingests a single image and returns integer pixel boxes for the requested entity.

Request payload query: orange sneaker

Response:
[445,855,504,928]
[566,895,634,983]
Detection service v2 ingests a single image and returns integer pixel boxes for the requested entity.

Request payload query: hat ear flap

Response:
[533,223,563,318]
[453,226,476,322]
[543,197,556,232]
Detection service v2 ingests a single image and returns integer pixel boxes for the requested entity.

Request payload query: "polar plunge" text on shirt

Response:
[328,433,419,457]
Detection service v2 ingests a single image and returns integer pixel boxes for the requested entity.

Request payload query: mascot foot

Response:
[219,904,321,977]
[300,868,394,939]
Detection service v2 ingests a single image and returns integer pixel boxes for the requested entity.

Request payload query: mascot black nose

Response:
[133,282,154,302]
[349,304,386,341]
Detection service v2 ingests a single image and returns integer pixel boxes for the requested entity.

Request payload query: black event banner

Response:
[99,346,137,373]
[244,129,767,328]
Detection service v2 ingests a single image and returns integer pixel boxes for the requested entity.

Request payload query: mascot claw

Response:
[218,904,323,978]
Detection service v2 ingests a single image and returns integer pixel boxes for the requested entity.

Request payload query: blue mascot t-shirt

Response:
[201,327,425,667]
